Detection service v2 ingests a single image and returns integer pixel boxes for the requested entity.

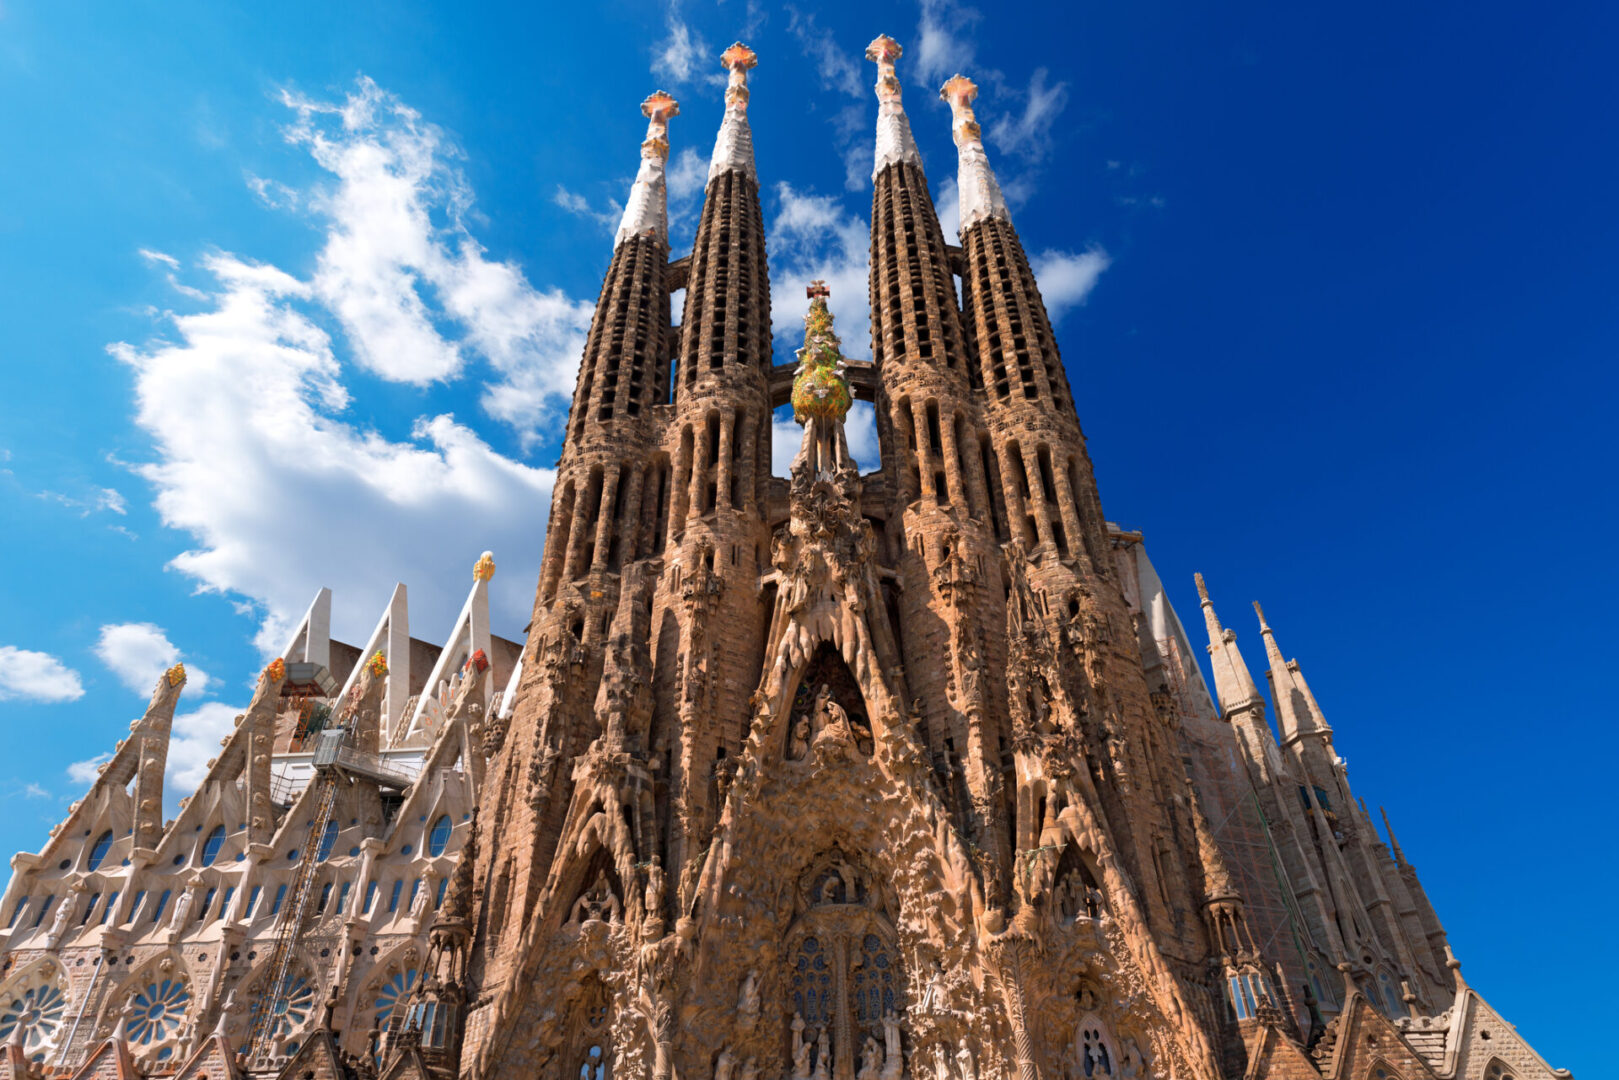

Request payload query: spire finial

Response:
[640,90,680,158]
[940,74,1009,233]
[1195,573,1222,632]
[867,34,922,179]
[615,92,681,248]
[1253,600,1271,632]
[721,42,758,106]
[709,44,759,184]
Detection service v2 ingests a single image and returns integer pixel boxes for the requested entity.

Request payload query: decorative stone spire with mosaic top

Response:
[790,280,854,479]
[709,42,758,184]
[615,91,679,248]
[867,35,922,180]
[941,74,1010,233]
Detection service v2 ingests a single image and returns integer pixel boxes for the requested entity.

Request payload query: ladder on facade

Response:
[244,728,418,1068]
[245,771,339,1068]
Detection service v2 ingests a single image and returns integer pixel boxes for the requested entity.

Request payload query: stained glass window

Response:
[428,815,453,857]
[87,830,115,871]
[200,826,226,867]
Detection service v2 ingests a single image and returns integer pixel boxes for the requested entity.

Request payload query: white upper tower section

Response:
[708,42,759,185]
[867,35,923,180]
[940,74,1011,234]
[614,90,680,249]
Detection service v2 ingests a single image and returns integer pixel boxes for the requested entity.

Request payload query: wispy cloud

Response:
[988,67,1069,163]
[768,183,872,363]
[94,622,213,697]
[0,646,85,703]
[786,7,863,98]
[652,3,718,86]
[66,754,111,786]
[913,0,980,89]
[1030,245,1112,321]
[552,184,623,231]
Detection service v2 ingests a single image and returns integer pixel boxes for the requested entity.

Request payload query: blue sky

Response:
[0,1,1613,1071]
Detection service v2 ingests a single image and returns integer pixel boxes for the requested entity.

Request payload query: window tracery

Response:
[122,975,191,1063]
[0,966,68,1063]
[785,852,904,1080]
[1073,1013,1118,1078]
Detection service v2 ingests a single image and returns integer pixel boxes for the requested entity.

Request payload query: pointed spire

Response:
[867,35,922,179]
[709,43,758,184]
[1253,601,1331,744]
[940,74,1010,234]
[615,90,680,249]
[1379,806,1408,866]
[1194,574,1266,718]
[131,664,186,847]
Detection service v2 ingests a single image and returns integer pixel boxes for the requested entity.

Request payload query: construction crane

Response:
[245,727,416,1068]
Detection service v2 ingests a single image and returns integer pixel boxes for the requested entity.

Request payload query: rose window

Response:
[0,983,67,1060]
[263,974,316,1049]
[125,979,191,1056]
[373,968,420,1032]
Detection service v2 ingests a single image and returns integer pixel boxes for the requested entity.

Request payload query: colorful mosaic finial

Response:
[264,658,287,684]
[791,285,852,427]
[474,551,497,582]
[165,663,186,687]
[366,651,389,678]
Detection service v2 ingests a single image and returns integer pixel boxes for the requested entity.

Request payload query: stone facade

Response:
[0,33,1572,1080]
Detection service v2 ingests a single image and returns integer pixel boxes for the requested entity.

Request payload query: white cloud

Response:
[94,623,212,697]
[652,5,704,84]
[66,754,112,786]
[273,77,595,442]
[667,147,708,240]
[988,68,1069,163]
[552,185,623,231]
[110,246,558,655]
[935,176,960,241]
[22,783,49,800]
[0,646,86,703]
[102,76,595,657]
[97,488,128,515]
[166,702,247,795]
[913,0,979,88]
[787,7,863,98]
[769,183,871,364]
[1030,246,1112,321]
[138,248,179,270]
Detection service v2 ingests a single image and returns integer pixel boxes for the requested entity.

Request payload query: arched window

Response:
[87,830,114,871]
[1076,1013,1118,1077]
[1485,1060,1516,1080]
[199,826,225,867]
[428,815,453,857]
[1379,971,1406,1017]
[315,821,339,862]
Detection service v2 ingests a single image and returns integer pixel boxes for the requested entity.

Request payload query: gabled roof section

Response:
[67,1039,139,1080]
[172,1033,242,1080]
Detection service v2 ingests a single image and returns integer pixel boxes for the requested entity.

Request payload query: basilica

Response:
[0,34,1570,1080]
